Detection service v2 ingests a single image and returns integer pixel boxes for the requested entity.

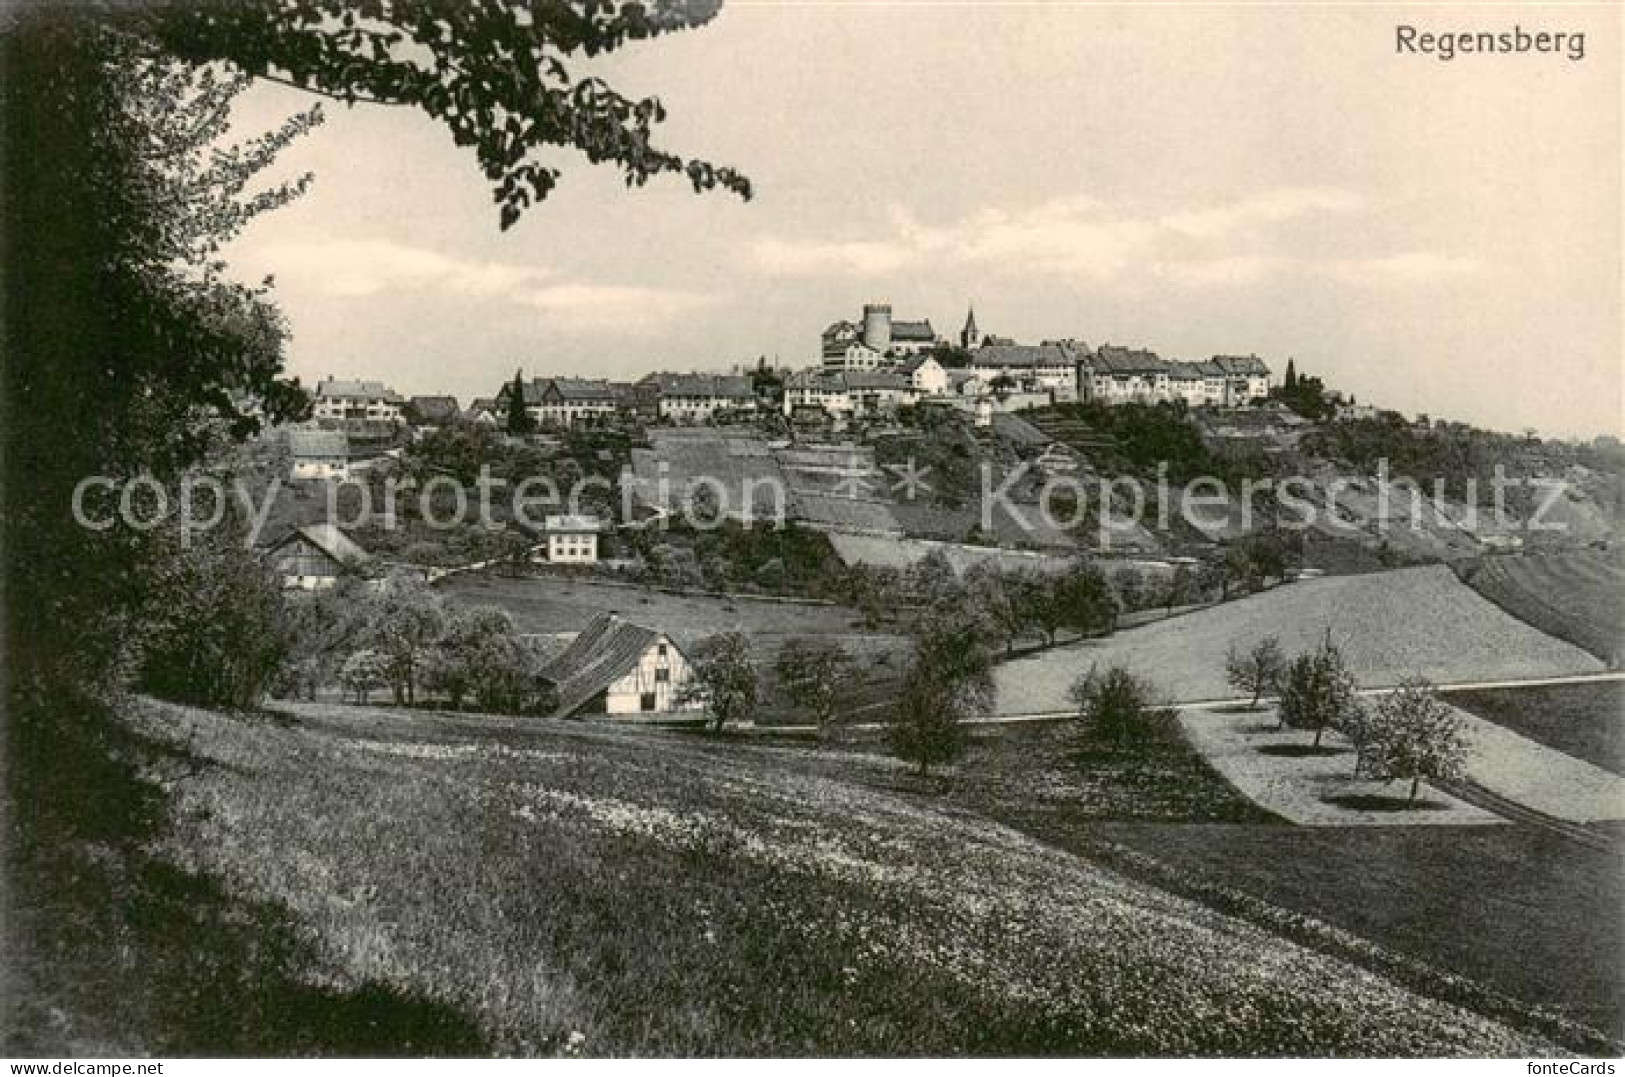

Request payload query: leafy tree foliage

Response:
[961,562,1032,654]
[366,578,446,705]
[1225,636,1287,708]
[887,605,996,778]
[136,522,291,709]
[1111,566,1149,614]
[135,0,753,230]
[4,19,320,710]
[1164,562,1199,612]
[277,577,378,700]
[505,369,535,437]
[341,649,391,705]
[1356,678,1469,804]
[1067,664,1174,748]
[773,637,854,733]
[423,607,518,709]
[1028,560,1117,644]
[1270,362,1334,420]
[681,631,758,731]
[1276,636,1361,747]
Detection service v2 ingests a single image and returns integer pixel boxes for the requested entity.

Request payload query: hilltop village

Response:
[295,303,1283,440]
[257,299,1618,585]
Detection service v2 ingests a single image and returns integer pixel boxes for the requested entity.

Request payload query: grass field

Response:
[1091,823,1624,1037]
[438,574,865,639]
[1446,681,1625,776]
[26,696,1583,1057]
[1458,551,1625,665]
[992,565,1605,714]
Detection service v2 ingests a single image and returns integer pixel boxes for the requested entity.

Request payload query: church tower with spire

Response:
[960,304,982,351]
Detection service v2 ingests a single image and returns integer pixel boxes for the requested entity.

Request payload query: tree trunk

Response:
[1313,724,1324,748]
[1409,776,1421,805]
[1251,684,1262,708]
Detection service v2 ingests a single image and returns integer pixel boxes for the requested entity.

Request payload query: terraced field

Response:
[992,565,1604,713]
[1459,551,1624,665]
[93,698,1563,1056]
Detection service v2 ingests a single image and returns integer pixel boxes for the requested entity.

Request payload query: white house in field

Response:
[540,613,703,718]
[542,514,601,564]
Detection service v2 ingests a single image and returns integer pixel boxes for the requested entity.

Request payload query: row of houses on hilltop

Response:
[297,301,1278,443]
[469,371,759,429]
[813,302,1274,413]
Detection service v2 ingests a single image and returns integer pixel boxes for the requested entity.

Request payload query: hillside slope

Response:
[113,698,1552,1056]
[993,565,1603,714]
[1459,551,1625,665]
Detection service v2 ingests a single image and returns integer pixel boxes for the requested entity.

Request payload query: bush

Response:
[1068,664,1175,748]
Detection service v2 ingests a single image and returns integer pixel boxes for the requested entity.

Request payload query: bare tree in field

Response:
[1225,637,1287,709]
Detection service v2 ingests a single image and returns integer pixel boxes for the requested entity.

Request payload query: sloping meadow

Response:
[129,698,1555,1056]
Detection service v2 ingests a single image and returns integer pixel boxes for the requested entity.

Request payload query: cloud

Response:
[1325,252,1482,285]
[1150,255,1292,288]
[1159,187,1364,239]
[246,238,710,332]
[523,283,714,331]
[749,237,916,277]
[254,238,557,299]
[743,188,1474,292]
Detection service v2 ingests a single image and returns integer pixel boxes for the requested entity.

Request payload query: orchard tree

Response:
[1276,635,1361,748]
[1225,636,1287,708]
[1111,566,1148,615]
[131,1,753,228]
[342,649,391,705]
[887,605,996,778]
[1164,562,1198,613]
[368,579,446,706]
[774,637,854,734]
[424,606,517,709]
[681,631,758,731]
[1048,560,1118,643]
[1362,678,1469,805]
[280,576,378,700]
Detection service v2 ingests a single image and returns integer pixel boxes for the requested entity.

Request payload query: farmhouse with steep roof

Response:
[266,523,370,590]
[540,612,702,718]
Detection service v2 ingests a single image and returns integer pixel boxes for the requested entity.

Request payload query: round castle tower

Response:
[861,303,893,353]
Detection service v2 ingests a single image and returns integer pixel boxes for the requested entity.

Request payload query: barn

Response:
[540,613,703,719]
[266,523,370,590]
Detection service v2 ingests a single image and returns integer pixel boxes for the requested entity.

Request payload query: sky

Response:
[224,2,1622,439]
